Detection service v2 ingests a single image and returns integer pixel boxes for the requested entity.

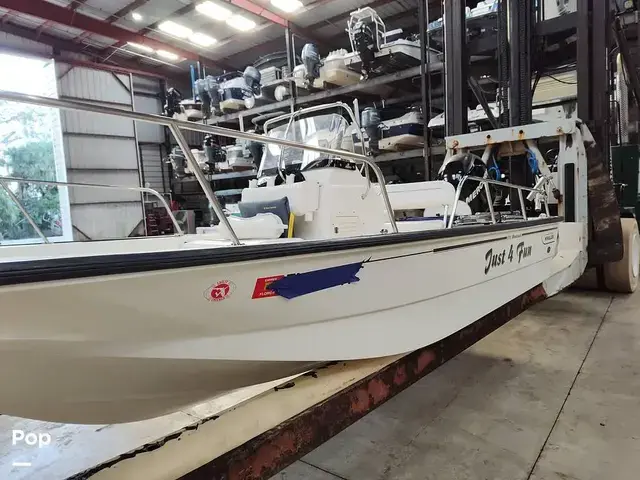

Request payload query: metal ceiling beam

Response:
[0,0,217,66]
[0,21,176,80]
[106,0,153,23]
[69,0,90,12]
[107,2,239,72]
[225,0,324,44]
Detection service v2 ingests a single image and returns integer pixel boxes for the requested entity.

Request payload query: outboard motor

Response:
[361,106,382,155]
[168,146,187,177]
[204,134,226,167]
[248,141,264,169]
[301,43,322,86]
[243,66,262,96]
[352,18,378,77]
[195,76,221,118]
[194,78,209,116]
[205,76,221,113]
[163,88,183,117]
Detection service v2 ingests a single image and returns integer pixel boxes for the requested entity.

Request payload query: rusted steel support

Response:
[585,135,624,264]
[181,284,548,480]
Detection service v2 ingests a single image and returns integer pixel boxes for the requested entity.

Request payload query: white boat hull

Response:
[0,221,560,423]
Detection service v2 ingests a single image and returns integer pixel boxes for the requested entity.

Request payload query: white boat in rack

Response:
[0,92,608,425]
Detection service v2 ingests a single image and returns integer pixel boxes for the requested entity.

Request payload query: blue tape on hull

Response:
[267,262,364,300]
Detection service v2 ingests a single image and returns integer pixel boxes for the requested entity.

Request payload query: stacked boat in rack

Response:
[351,105,425,154]
[0,91,599,426]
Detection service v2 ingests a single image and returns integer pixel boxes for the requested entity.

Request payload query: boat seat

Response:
[241,181,320,218]
[196,213,287,240]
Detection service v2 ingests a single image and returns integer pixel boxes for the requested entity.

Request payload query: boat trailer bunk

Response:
[0,109,632,479]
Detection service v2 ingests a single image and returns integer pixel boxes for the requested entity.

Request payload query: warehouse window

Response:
[0,53,72,243]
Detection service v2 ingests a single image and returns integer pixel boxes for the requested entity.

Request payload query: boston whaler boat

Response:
[0,91,628,425]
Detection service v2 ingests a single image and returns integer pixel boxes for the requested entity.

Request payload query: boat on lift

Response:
[344,7,439,78]
[0,91,619,426]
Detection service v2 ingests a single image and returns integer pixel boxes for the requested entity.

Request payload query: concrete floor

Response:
[274,289,640,480]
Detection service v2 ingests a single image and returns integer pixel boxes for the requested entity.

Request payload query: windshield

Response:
[258,113,352,178]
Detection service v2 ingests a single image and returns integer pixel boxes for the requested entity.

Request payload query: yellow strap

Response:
[288,213,295,238]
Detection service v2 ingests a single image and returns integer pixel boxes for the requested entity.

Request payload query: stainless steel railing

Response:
[0,90,398,240]
[448,175,551,228]
[0,177,184,243]
[264,101,372,198]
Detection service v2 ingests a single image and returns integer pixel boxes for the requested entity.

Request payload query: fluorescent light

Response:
[127,42,154,53]
[196,1,232,20]
[226,14,256,32]
[156,50,180,61]
[189,32,217,47]
[158,21,193,38]
[270,0,303,13]
[131,12,143,22]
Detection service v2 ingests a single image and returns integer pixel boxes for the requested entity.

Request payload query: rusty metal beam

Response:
[0,0,194,58]
[180,284,549,480]
[0,0,232,71]
[585,134,624,264]
[106,0,152,23]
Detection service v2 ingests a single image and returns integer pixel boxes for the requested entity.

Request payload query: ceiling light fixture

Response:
[196,1,232,21]
[127,42,154,53]
[131,12,143,22]
[189,32,217,47]
[270,0,303,13]
[226,14,256,32]
[156,50,180,61]
[158,21,193,38]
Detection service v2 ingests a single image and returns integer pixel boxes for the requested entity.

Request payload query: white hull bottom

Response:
[0,222,561,424]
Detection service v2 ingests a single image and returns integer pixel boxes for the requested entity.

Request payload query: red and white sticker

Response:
[204,280,236,302]
[252,275,285,299]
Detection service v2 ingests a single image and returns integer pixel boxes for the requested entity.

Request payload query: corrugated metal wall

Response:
[132,76,170,195]
[57,64,145,240]
[1,31,172,240]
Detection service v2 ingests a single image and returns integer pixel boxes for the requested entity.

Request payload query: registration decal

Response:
[252,275,285,299]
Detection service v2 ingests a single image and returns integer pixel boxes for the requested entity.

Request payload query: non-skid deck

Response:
[1,287,637,479]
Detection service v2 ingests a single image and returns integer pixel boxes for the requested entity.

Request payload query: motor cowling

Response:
[204,76,221,114]
[163,88,183,117]
[352,18,378,77]
[243,66,262,96]
[168,146,187,177]
[361,106,382,155]
[301,43,322,86]
[204,134,226,166]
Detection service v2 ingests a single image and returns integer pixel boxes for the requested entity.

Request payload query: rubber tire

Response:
[604,218,640,293]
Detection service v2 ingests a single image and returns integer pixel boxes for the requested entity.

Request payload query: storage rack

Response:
[167,0,584,228]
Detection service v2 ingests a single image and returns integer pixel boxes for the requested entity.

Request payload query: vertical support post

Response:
[578,0,611,154]
[285,24,297,114]
[497,0,510,127]
[508,0,533,126]
[129,73,147,236]
[443,0,468,136]
[419,0,432,180]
